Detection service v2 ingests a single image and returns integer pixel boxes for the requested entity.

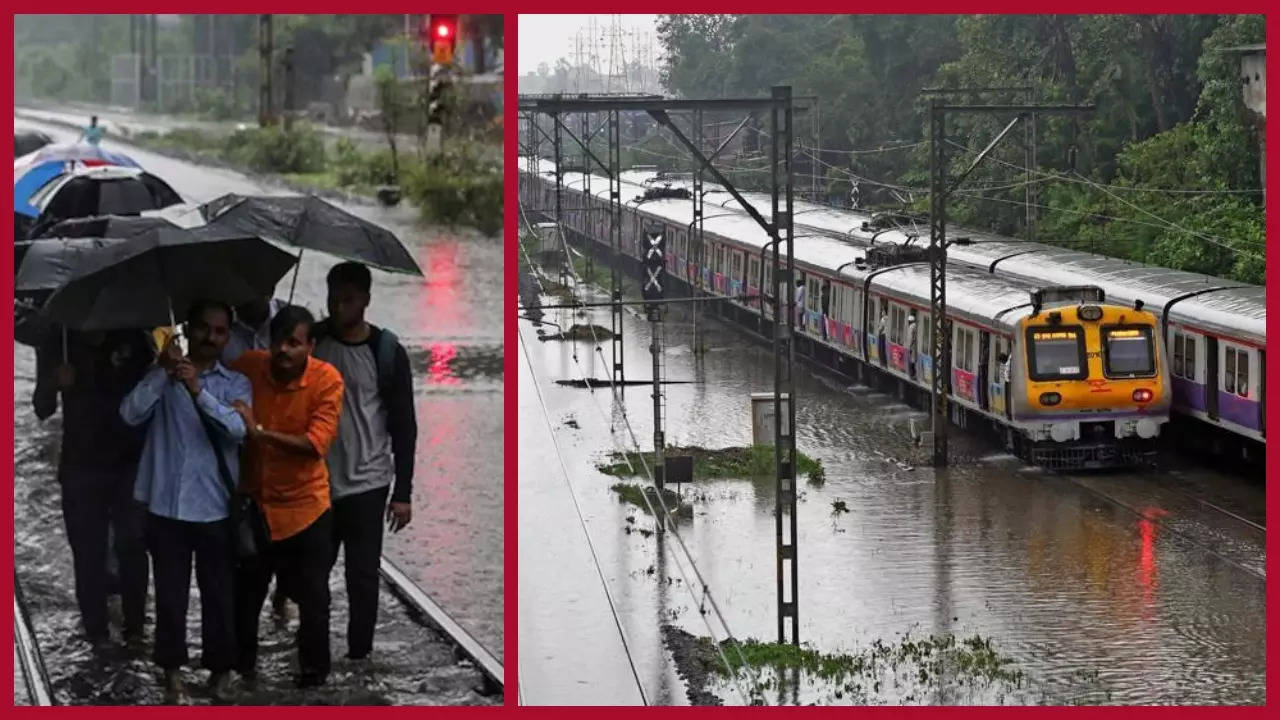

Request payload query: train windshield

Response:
[1103,326,1155,377]
[1027,327,1086,380]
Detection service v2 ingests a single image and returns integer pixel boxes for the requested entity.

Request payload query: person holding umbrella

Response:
[120,300,253,704]
[313,262,417,661]
[32,326,153,651]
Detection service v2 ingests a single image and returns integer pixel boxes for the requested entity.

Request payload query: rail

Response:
[379,557,504,695]
[14,576,55,706]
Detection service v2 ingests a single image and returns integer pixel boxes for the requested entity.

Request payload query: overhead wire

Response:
[519,190,763,704]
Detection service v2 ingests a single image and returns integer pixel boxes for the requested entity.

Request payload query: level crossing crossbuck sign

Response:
[642,226,666,314]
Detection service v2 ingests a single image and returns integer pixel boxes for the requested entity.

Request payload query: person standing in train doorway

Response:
[312,262,417,661]
[906,311,918,379]
[876,308,889,367]
[794,278,806,331]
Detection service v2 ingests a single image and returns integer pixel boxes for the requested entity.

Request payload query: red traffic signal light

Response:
[425,14,458,65]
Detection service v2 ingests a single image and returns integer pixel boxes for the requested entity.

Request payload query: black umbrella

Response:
[34,226,298,331]
[14,237,134,347]
[27,170,184,240]
[199,193,422,276]
[31,214,180,241]
[15,130,53,158]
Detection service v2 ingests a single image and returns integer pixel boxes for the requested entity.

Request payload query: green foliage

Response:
[224,125,326,174]
[401,142,503,236]
[656,14,1263,283]
[597,445,825,484]
[192,87,239,121]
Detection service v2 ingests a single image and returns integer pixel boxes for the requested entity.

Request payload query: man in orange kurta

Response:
[229,305,344,688]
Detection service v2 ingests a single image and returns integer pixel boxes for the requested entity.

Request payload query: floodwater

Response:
[517,265,1266,706]
[13,117,503,703]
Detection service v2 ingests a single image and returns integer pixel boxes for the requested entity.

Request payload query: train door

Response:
[1206,336,1220,420]
[1260,349,1266,437]
[977,332,991,411]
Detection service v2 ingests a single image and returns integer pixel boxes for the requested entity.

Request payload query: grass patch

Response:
[664,625,1063,705]
[539,324,614,342]
[598,445,825,485]
[609,483,693,519]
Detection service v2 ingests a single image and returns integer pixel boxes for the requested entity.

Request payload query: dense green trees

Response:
[657,14,1264,283]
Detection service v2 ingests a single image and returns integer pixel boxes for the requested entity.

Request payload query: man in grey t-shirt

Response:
[313,262,416,660]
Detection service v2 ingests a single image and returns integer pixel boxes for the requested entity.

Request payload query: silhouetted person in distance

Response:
[79,116,103,146]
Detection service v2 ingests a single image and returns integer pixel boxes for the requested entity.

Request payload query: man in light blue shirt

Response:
[121,299,251,704]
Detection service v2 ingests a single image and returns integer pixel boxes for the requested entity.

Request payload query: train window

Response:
[955,327,974,372]
[1238,350,1250,398]
[1026,326,1087,380]
[1185,337,1196,380]
[1225,347,1237,394]
[1173,334,1185,377]
[1102,326,1155,378]
[890,306,905,344]
[808,277,821,311]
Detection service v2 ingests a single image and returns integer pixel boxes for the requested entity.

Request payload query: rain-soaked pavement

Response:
[517,255,1266,706]
[14,117,503,704]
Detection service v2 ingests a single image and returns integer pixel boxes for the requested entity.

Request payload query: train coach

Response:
[520,159,1174,470]
[520,157,1263,465]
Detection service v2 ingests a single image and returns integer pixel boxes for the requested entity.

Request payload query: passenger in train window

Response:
[999,353,1011,385]
[820,283,832,340]
[876,310,889,366]
[794,279,806,330]
[906,311,918,378]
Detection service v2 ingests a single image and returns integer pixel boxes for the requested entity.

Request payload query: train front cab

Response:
[1009,290,1171,469]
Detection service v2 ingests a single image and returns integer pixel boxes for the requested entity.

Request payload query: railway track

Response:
[14,576,54,706]
[1058,475,1265,581]
[13,558,503,705]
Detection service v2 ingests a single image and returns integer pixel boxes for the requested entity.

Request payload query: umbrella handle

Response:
[286,248,305,305]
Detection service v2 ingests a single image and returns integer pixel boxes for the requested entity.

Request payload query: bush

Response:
[403,163,503,237]
[193,87,238,121]
[224,125,326,174]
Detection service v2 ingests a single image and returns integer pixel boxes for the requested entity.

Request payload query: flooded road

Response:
[517,262,1265,705]
[14,117,503,702]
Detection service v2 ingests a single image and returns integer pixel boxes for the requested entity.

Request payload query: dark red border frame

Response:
[2,6,1273,714]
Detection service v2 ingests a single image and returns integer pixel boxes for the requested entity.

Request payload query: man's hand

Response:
[386,502,412,533]
[158,336,184,372]
[54,364,75,389]
[174,359,201,396]
[232,400,258,436]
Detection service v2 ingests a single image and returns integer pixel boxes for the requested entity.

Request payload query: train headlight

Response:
[1132,388,1153,403]
[1079,305,1103,321]
[1039,392,1061,406]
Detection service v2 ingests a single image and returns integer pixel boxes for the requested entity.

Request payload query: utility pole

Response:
[283,45,295,131]
[926,99,1093,466]
[258,14,272,127]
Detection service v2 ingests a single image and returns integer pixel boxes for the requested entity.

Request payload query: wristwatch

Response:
[255,423,265,434]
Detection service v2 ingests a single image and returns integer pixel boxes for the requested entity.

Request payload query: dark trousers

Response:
[59,464,148,638]
[146,513,235,671]
[331,485,389,658]
[236,510,332,680]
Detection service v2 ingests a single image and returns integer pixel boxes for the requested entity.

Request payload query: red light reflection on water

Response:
[428,343,460,385]
[1137,507,1168,619]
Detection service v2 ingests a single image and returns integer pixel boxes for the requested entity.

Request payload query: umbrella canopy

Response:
[200,193,422,276]
[19,168,183,242]
[13,236,134,347]
[14,130,52,158]
[15,143,139,172]
[31,214,180,241]
[33,226,298,331]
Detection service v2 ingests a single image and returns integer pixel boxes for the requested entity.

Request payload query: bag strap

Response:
[188,390,238,499]
[370,326,399,397]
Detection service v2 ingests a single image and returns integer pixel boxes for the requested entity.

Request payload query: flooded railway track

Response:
[13,555,502,705]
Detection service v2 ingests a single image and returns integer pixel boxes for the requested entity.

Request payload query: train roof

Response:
[526,157,1265,344]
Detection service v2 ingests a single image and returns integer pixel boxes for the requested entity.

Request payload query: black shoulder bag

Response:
[192,394,270,560]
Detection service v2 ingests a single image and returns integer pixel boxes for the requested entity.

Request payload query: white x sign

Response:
[647,235,664,259]
[645,267,663,293]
